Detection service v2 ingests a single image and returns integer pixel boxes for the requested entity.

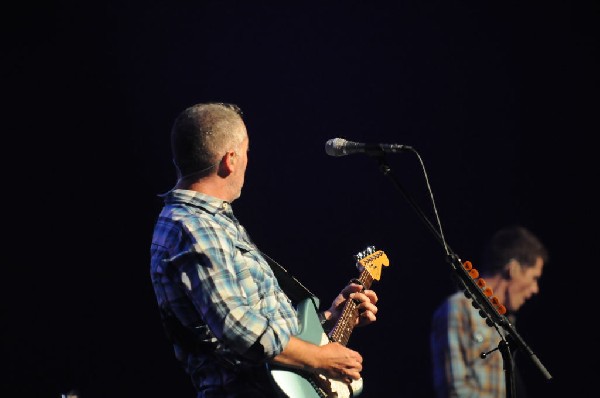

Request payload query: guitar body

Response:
[268,298,363,398]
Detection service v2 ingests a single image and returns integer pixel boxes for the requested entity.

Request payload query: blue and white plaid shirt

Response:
[430,291,506,398]
[150,189,299,393]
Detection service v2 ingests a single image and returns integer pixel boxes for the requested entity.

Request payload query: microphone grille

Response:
[325,138,349,156]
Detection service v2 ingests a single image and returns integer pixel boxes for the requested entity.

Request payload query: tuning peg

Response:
[354,245,376,261]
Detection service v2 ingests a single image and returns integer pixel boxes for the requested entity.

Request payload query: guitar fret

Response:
[330,269,375,346]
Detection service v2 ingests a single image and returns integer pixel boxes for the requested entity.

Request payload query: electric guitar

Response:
[268,246,390,398]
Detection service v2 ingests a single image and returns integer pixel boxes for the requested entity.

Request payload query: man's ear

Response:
[504,259,520,279]
[217,151,235,176]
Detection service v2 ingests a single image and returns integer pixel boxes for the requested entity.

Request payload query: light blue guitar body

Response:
[267,297,363,398]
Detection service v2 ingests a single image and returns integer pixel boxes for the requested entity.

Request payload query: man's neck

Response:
[175,178,233,202]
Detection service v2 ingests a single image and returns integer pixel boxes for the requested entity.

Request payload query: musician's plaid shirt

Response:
[150,189,299,393]
[430,291,506,398]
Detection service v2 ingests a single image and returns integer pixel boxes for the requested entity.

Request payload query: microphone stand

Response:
[499,338,517,398]
[368,152,552,397]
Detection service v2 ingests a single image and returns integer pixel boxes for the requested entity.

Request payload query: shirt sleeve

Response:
[175,215,298,361]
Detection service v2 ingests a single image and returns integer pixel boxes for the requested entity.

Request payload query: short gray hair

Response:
[171,102,245,178]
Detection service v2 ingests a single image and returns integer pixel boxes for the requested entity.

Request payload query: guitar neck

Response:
[327,269,374,346]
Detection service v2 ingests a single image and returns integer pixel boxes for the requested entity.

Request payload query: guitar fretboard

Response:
[328,269,374,346]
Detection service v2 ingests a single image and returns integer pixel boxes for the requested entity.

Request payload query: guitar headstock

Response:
[354,246,390,281]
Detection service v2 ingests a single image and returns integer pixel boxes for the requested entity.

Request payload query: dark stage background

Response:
[5,2,598,397]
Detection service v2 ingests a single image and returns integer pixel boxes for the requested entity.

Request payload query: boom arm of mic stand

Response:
[370,153,552,382]
[372,151,446,249]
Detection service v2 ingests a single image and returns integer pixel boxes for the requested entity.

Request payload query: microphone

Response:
[325,138,412,157]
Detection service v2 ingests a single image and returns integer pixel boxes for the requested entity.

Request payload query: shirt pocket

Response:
[233,241,270,301]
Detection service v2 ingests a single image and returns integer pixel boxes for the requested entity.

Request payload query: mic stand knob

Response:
[480,346,500,359]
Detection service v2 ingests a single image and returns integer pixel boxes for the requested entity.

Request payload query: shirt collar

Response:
[163,189,232,215]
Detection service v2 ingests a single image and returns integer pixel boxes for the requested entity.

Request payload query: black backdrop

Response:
[5,1,598,397]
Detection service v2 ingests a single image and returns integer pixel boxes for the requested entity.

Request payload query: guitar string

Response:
[332,270,373,344]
